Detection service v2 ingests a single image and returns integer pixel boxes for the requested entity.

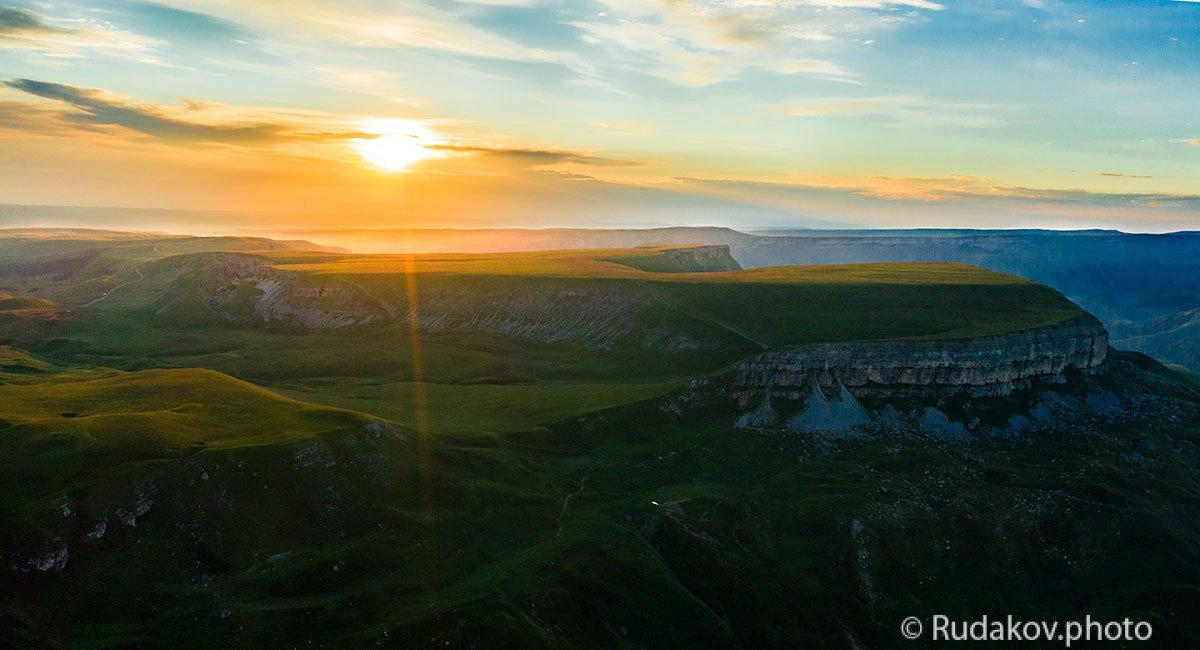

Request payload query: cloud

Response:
[466,2,591,50]
[0,5,163,61]
[112,0,935,91]
[3,79,366,146]
[1,77,645,181]
[671,174,1200,230]
[0,6,57,35]
[166,0,584,70]
[312,67,422,106]
[116,2,252,43]
[571,0,940,86]
[429,144,643,168]
[693,174,1200,210]
[775,95,1000,127]
[1097,172,1152,179]
[100,2,279,64]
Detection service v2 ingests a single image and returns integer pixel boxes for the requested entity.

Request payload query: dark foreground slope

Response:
[3,347,1200,648]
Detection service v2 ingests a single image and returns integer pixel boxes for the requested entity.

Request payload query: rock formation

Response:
[155,253,382,330]
[733,314,1108,400]
[661,245,741,272]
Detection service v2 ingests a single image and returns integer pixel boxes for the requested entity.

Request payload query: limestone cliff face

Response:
[663,245,741,272]
[733,314,1108,399]
[397,281,650,350]
[155,253,382,329]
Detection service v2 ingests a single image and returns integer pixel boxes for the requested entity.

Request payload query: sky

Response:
[0,0,1197,231]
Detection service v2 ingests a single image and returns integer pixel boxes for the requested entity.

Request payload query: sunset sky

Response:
[0,0,1197,231]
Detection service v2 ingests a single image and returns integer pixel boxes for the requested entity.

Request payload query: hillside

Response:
[1112,307,1200,371]
[4,230,1199,647]
[242,227,1200,372]
[267,247,1082,344]
[0,357,423,647]
[0,238,1085,436]
[4,352,1200,647]
[0,362,403,533]
[0,229,343,309]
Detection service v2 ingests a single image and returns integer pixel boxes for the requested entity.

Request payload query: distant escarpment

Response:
[734,314,1108,401]
[665,245,741,272]
[604,244,741,273]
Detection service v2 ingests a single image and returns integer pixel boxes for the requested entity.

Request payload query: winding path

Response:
[81,245,160,308]
[82,267,145,308]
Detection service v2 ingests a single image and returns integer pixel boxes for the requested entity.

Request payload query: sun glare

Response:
[353,119,443,173]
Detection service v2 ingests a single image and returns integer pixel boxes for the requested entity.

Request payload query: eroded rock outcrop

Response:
[662,245,741,272]
[734,314,1108,400]
[155,253,382,330]
[399,280,648,349]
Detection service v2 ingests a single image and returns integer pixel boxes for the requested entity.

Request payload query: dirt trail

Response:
[556,473,590,537]
[82,268,144,307]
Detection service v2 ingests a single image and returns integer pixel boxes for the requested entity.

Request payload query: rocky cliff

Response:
[662,245,741,272]
[154,253,383,330]
[403,280,652,349]
[733,314,1108,401]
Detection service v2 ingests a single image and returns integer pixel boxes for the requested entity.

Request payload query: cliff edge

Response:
[734,314,1108,400]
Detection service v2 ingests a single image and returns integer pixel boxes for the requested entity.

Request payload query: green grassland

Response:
[0,239,1082,437]
[0,229,341,308]
[3,348,1199,648]
[0,360,397,534]
[250,248,1081,429]
[8,232,1193,648]
[271,248,1081,344]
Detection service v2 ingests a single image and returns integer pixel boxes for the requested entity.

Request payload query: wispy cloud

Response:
[775,95,1000,127]
[672,174,1200,230]
[1098,172,1152,179]
[3,79,364,146]
[0,5,163,62]
[93,0,937,90]
[569,0,940,86]
[0,6,56,35]
[96,1,280,65]
[2,77,645,179]
[430,144,643,168]
[165,0,585,71]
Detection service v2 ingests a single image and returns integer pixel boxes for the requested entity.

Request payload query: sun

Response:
[352,119,443,173]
